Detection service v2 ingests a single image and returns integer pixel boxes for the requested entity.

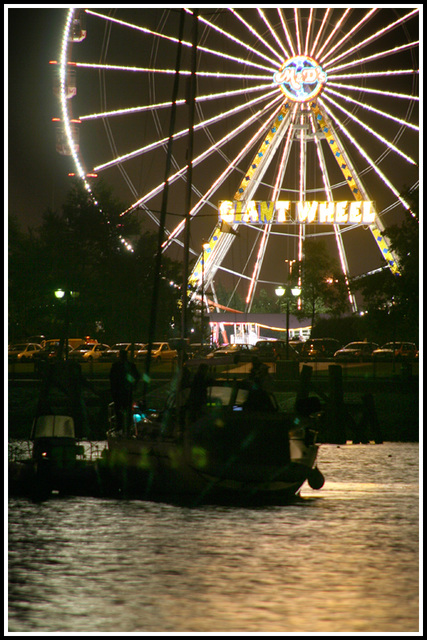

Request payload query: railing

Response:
[8,357,418,382]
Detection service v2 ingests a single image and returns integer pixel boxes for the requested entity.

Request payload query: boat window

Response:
[232,388,249,411]
[235,389,249,405]
[206,386,233,407]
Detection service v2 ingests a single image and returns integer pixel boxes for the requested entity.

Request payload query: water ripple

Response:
[8,442,419,632]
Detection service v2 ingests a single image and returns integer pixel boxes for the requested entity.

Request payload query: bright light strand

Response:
[95,87,280,172]
[258,8,290,58]
[310,8,331,58]
[123,93,284,219]
[326,81,419,102]
[278,8,296,57]
[315,9,351,60]
[318,97,415,214]
[185,7,280,69]
[304,9,314,55]
[229,8,284,64]
[80,82,275,121]
[323,8,419,68]
[321,92,417,165]
[319,8,377,64]
[162,98,287,249]
[324,86,419,131]
[325,41,418,74]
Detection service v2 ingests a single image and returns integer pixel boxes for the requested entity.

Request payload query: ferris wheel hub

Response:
[273,56,327,103]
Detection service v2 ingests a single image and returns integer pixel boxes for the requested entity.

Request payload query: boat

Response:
[8,413,103,501]
[8,360,104,501]
[9,361,324,505]
[99,368,325,506]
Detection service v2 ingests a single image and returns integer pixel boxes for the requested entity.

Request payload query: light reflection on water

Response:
[8,442,419,633]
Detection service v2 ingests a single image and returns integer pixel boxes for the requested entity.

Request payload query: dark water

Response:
[8,442,419,633]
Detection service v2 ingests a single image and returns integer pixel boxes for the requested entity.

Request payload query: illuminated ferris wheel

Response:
[54,8,419,312]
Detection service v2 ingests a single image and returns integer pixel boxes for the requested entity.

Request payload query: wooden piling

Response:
[360,393,383,444]
[296,364,312,402]
[325,365,347,444]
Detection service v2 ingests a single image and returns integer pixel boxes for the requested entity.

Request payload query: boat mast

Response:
[181,9,199,345]
[143,10,186,401]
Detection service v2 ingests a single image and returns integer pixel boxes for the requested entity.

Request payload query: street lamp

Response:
[275,285,301,360]
[55,288,79,359]
[201,242,210,348]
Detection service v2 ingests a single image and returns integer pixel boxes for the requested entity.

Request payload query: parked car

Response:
[372,342,418,361]
[26,335,47,347]
[253,340,299,361]
[300,338,341,360]
[8,343,42,361]
[103,343,146,360]
[68,342,111,361]
[135,342,178,362]
[333,341,379,362]
[187,343,215,359]
[206,343,255,363]
[289,340,305,356]
[32,341,74,369]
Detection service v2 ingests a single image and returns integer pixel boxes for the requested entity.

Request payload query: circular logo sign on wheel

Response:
[273,56,327,103]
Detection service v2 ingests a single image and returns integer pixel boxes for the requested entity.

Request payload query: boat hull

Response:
[8,458,104,500]
[101,408,320,506]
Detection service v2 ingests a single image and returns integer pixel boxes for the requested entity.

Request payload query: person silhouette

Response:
[109,349,140,434]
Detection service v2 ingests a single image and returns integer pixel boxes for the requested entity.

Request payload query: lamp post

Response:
[54,288,79,360]
[201,242,210,349]
[275,285,301,360]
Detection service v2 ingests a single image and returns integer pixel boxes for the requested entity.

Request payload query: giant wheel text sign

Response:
[218,200,377,225]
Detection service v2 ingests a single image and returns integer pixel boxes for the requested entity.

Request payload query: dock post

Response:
[325,364,347,444]
[296,364,312,402]
[361,393,383,444]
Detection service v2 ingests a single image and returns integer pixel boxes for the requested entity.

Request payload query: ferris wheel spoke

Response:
[277,9,297,58]
[122,93,284,219]
[310,112,356,308]
[80,100,184,121]
[323,9,419,69]
[324,86,419,131]
[325,81,418,102]
[322,92,417,165]
[245,113,297,308]
[230,9,284,64]
[309,8,331,59]
[315,9,351,61]
[318,97,414,214]
[325,40,418,74]
[185,8,281,69]
[304,9,315,56]
[94,87,280,173]
[318,9,378,64]
[198,43,276,73]
[75,61,272,81]
[79,82,275,122]
[87,9,276,74]
[258,9,289,59]
[162,97,287,250]
[328,70,418,80]
[293,9,303,55]
[85,9,187,45]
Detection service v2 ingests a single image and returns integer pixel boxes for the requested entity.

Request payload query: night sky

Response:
[8,8,74,228]
[7,6,420,293]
